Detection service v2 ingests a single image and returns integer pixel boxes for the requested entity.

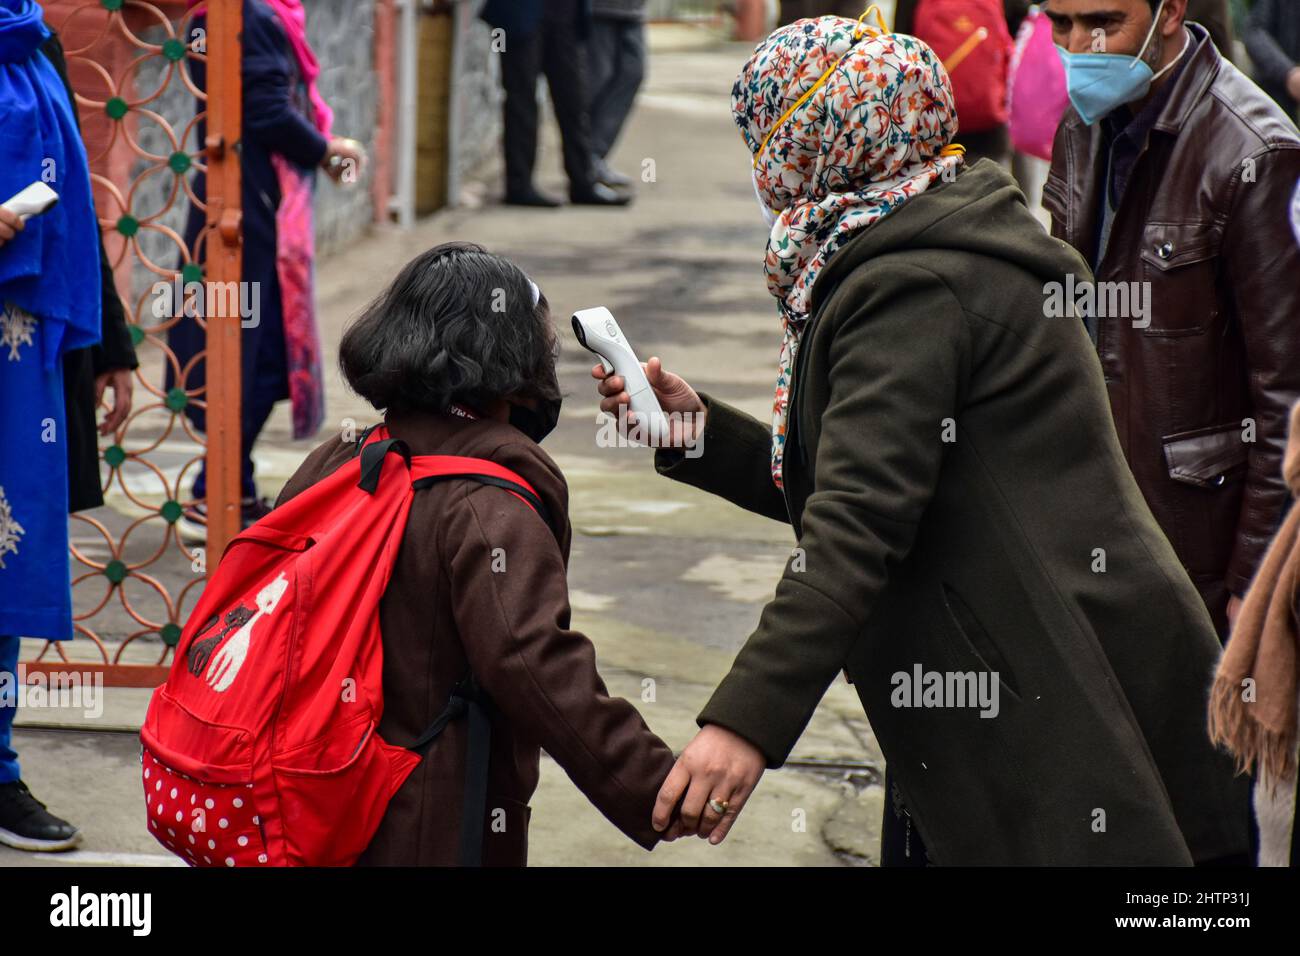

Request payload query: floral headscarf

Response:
[734,12,964,486]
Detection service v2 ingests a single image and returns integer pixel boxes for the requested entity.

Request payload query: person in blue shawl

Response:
[0,0,104,852]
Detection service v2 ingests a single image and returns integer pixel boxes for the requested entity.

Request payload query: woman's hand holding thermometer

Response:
[590,355,707,449]
[575,306,706,447]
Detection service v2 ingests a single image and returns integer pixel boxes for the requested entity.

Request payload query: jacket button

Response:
[1156,242,1173,259]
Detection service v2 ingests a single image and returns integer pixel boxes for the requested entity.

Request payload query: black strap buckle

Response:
[357,437,412,494]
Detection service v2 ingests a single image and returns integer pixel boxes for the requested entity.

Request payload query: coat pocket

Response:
[1162,422,1249,489]
[1138,221,1222,336]
[140,691,269,867]
[940,584,1021,701]
[271,712,420,866]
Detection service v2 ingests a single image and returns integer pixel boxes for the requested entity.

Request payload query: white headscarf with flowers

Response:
[735,11,964,486]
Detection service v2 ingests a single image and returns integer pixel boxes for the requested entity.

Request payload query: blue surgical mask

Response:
[1055,0,1183,125]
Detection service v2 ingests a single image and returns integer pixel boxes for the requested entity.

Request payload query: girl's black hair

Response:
[338,241,560,416]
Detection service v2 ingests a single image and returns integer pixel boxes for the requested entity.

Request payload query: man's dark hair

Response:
[339,241,560,416]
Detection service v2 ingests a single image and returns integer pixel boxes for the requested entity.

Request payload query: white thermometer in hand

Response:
[572,306,668,444]
[2,182,59,222]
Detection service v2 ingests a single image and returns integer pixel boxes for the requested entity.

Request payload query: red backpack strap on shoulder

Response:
[410,455,554,535]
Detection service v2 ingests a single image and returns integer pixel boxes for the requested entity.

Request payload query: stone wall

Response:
[308,0,380,253]
[448,0,503,204]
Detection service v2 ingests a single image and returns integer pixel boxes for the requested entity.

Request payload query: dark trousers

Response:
[587,16,646,162]
[192,297,288,502]
[500,0,597,195]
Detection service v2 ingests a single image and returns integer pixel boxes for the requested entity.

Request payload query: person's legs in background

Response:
[182,291,289,538]
[500,17,557,206]
[0,635,20,787]
[236,289,289,522]
[588,15,647,188]
[586,17,619,179]
[542,0,629,205]
[0,635,80,851]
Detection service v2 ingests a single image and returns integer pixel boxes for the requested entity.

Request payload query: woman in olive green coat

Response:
[595,15,1249,865]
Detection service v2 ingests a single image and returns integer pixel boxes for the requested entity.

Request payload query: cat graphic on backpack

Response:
[183,574,289,692]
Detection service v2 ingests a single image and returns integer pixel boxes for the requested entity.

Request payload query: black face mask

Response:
[509,397,562,444]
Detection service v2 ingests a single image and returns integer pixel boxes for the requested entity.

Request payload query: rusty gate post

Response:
[204,0,243,562]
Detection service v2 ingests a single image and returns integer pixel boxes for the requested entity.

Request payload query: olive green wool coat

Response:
[657,161,1250,866]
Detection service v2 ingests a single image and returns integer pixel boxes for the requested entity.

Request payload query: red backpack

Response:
[140,427,549,867]
[911,0,1015,134]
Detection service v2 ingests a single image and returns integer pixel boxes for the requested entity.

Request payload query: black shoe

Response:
[570,182,632,206]
[0,780,82,852]
[504,186,563,208]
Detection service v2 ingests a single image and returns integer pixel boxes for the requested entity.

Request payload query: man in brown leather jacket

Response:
[1044,0,1300,637]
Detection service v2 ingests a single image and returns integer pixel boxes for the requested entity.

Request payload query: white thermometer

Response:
[572,306,668,444]
[2,182,59,222]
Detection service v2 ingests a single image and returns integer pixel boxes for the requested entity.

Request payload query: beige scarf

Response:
[1208,402,1300,792]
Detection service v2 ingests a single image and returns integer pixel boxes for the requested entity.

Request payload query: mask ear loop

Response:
[752,7,891,171]
[855,4,890,39]
[1129,0,1168,72]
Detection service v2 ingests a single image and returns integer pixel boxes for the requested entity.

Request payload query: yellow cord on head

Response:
[855,5,890,40]
[753,54,849,169]
[753,7,894,170]
[940,144,965,157]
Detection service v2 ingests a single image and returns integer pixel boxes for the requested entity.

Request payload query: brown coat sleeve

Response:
[437,441,677,850]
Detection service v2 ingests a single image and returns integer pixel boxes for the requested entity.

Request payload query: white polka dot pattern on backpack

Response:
[141,749,269,866]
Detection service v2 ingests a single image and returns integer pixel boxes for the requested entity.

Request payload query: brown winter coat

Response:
[276,410,676,865]
[1045,24,1300,634]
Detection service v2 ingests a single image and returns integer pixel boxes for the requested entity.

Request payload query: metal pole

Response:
[204,0,244,560]
[393,0,419,226]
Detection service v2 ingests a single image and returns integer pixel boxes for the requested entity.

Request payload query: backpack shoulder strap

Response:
[407,676,492,868]
[401,454,555,867]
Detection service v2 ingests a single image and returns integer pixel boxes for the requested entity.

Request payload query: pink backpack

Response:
[1007,5,1070,161]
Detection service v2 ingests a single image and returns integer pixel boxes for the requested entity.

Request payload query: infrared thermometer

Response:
[572,306,668,444]
[2,182,59,222]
